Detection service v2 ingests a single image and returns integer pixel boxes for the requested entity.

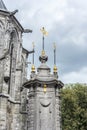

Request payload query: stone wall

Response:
[0,11,28,130]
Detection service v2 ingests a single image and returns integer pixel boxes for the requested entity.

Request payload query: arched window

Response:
[8,28,19,96]
[0,20,4,52]
[4,30,11,51]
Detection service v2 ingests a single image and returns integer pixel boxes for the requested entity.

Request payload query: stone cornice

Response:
[8,97,21,104]
[23,78,64,89]
[0,93,9,98]
[22,47,34,56]
[0,93,21,104]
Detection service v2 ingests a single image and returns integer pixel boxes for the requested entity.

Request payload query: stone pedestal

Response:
[24,54,64,130]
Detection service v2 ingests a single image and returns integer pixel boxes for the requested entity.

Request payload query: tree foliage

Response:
[61,84,87,130]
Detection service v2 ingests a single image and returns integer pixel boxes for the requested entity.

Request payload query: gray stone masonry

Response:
[23,54,64,130]
[0,1,64,130]
[0,4,29,130]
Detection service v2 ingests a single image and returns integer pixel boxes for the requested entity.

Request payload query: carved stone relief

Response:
[39,97,52,130]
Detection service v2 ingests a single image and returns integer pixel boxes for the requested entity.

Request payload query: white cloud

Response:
[61,67,87,83]
[3,0,87,83]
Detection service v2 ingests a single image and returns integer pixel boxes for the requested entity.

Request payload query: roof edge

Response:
[0,9,24,32]
[0,0,7,11]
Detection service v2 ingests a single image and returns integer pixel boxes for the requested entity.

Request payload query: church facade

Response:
[0,1,64,130]
[0,1,32,129]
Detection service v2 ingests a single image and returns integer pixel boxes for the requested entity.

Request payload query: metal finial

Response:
[53,43,57,73]
[40,27,48,55]
[40,27,48,36]
[31,42,35,72]
[53,43,56,65]
[32,42,35,64]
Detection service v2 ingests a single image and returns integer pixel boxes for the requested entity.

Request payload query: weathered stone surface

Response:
[0,7,29,130]
[0,3,64,130]
[24,54,64,130]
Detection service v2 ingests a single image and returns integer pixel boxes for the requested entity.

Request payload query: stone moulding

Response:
[0,93,9,98]
[8,97,21,104]
[23,78,64,89]
[0,93,21,104]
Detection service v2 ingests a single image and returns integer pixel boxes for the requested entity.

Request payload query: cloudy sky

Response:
[4,0,87,83]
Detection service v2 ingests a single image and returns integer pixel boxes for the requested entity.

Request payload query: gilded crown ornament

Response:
[40,27,48,56]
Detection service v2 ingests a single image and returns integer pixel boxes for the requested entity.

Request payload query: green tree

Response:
[61,84,87,130]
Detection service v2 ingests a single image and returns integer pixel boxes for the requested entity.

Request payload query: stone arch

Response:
[4,27,19,54]
[0,21,5,93]
[21,55,25,73]
[0,20,5,47]
[8,28,19,96]
[9,29,18,69]
[0,20,4,30]
[9,28,18,54]
[4,30,11,50]
[10,28,18,43]
[21,54,27,83]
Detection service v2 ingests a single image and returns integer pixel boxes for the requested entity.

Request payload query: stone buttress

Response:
[0,1,31,130]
